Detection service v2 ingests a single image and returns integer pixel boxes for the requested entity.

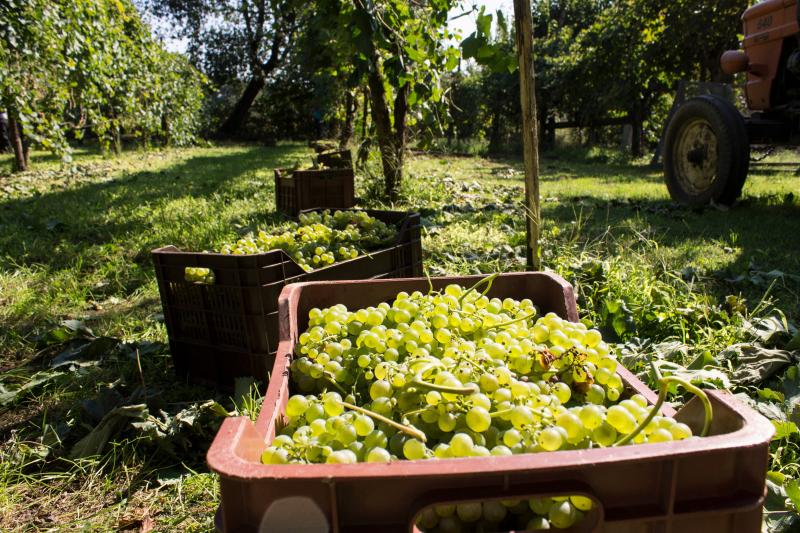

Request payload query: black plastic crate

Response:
[152,209,422,390]
[274,165,355,216]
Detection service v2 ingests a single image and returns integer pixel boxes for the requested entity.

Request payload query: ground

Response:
[1,144,799,531]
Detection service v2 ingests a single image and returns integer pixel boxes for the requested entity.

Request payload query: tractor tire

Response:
[663,95,750,206]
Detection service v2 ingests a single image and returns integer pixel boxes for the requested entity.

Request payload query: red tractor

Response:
[664,0,799,206]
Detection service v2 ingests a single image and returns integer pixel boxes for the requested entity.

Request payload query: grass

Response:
[1,142,800,531]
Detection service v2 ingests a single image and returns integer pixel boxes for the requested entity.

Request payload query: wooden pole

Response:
[513,0,541,271]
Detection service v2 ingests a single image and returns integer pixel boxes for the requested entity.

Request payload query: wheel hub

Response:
[673,119,718,194]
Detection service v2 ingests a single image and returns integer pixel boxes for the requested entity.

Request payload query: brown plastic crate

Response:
[207,273,774,533]
[274,166,355,216]
[151,209,422,390]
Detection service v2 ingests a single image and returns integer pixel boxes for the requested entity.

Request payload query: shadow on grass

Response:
[425,188,800,318]
[543,195,800,314]
[0,145,302,271]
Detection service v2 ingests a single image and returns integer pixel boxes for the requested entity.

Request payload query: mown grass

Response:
[1,142,799,531]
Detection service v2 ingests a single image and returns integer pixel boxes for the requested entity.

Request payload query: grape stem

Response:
[458,273,499,303]
[613,376,712,447]
[410,378,478,396]
[484,310,538,330]
[321,372,347,395]
[340,400,427,442]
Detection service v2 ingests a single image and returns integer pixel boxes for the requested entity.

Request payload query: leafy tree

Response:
[309,0,460,200]
[142,0,304,138]
[555,0,743,155]
[458,0,745,156]
[0,0,207,171]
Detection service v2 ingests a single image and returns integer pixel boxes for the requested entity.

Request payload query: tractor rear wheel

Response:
[664,95,749,206]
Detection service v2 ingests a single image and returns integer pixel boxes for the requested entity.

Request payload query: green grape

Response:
[433,444,452,458]
[585,384,605,404]
[435,504,456,518]
[526,516,551,530]
[437,516,462,533]
[366,447,392,463]
[591,423,617,447]
[456,502,482,522]
[648,428,673,443]
[569,495,593,511]
[606,387,622,402]
[425,391,442,406]
[510,406,534,429]
[326,450,357,464]
[471,445,491,457]
[490,445,513,456]
[669,422,693,440]
[606,405,636,434]
[417,508,439,529]
[219,210,397,272]
[438,412,458,433]
[548,500,578,528]
[369,379,392,400]
[403,439,427,460]
[449,433,474,457]
[502,429,522,447]
[538,427,564,451]
[578,405,603,430]
[551,382,571,404]
[482,500,508,522]
[556,412,584,441]
[304,403,325,422]
[322,392,344,416]
[465,407,491,433]
[286,395,309,418]
[529,497,553,515]
[364,429,388,450]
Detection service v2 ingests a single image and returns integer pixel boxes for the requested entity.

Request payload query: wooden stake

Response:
[513,0,541,271]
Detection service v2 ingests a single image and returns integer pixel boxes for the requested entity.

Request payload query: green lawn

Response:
[1,143,799,530]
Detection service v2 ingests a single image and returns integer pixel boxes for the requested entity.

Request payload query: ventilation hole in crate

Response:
[168,282,202,307]
[173,310,207,339]
[206,286,242,312]
[209,313,247,348]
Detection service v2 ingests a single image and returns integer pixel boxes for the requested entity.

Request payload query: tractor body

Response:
[664,0,800,205]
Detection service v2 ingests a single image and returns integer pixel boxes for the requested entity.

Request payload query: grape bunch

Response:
[415,495,593,531]
[261,276,707,530]
[184,211,397,283]
[184,266,215,284]
[221,210,395,271]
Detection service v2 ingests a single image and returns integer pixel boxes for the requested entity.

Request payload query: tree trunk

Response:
[162,113,171,147]
[217,77,266,138]
[8,113,27,172]
[366,64,403,200]
[631,108,643,157]
[388,84,409,198]
[361,87,369,139]
[22,136,29,167]
[364,48,409,200]
[488,112,503,154]
[112,121,122,155]
[339,91,356,150]
[546,116,556,149]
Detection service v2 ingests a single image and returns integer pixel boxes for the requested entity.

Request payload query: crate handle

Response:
[258,495,329,532]
[184,266,216,284]
[409,483,603,532]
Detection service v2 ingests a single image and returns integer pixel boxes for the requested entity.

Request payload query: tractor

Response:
[664,0,800,206]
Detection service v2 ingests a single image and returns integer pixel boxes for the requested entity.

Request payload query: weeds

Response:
[1,144,799,530]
